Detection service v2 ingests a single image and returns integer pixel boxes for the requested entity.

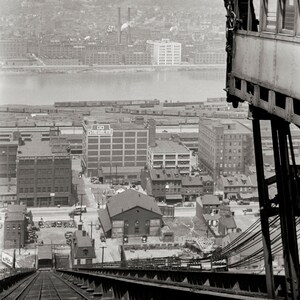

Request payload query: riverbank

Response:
[0,64,226,75]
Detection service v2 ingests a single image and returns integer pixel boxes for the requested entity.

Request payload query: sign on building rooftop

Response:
[88,124,113,136]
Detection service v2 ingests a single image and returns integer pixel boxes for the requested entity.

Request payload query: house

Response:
[181,176,203,201]
[98,189,163,238]
[140,168,182,201]
[218,174,253,200]
[218,216,237,236]
[196,194,220,217]
[71,226,96,267]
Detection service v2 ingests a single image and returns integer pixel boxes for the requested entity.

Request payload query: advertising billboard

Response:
[1,252,13,268]
[87,124,113,136]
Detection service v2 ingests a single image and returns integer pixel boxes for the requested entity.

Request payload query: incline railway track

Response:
[0,271,93,300]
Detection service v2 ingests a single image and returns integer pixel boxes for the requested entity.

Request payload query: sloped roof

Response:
[201,195,220,206]
[182,176,202,186]
[73,230,96,259]
[219,216,237,229]
[220,174,252,187]
[98,209,112,233]
[149,169,181,181]
[107,189,162,217]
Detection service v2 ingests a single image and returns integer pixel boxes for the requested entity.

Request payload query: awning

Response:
[165,194,182,200]
[239,193,253,199]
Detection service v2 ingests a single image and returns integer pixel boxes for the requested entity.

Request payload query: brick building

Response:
[0,39,28,59]
[141,168,182,201]
[0,136,19,179]
[198,119,254,180]
[16,134,72,207]
[218,174,253,200]
[82,118,156,180]
[4,205,27,249]
[98,189,162,238]
[0,178,17,207]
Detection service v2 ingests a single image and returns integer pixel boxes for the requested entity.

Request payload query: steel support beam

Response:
[271,119,300,299]
[252,118,275,298]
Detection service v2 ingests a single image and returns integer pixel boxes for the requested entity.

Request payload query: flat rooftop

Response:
[18,134,69,157]
[202,119,252,134]
[83,118,147,131]
[150,140,190,154]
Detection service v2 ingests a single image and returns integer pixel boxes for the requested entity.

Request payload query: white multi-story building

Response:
[147,39,181,65]
[148,140,191,175]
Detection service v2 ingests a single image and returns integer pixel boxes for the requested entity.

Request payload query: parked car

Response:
[51,222,56,227]
[56,221,62,227]
[65,231,73,238]
[243,208,253,214]
[237,200,250,205]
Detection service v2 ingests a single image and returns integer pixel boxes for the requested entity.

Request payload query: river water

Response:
[0,69,226,106]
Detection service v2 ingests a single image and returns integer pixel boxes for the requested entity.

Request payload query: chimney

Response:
[127,7,131,44]
[117,7,121,44]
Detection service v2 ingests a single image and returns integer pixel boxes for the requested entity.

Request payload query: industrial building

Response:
[147,140,191,175]
[0,132,21,179]
[98,189,162,238]
[198,119,254,180]
[82,118,156,180]
[16,134,72,207]
[0,178,17,208]
[147,39,181,65]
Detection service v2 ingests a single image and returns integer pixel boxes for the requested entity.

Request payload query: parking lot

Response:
[26,220,77,246]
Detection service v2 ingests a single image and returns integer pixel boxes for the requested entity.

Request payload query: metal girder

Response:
[252,118,275,298]
[56,269,287,299]
[271,119,300,299]
[251,106,300,299]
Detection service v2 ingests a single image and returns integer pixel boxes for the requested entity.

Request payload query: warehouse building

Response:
[98,189,162,238]
[16,134,72,207]
[82,118,156,181]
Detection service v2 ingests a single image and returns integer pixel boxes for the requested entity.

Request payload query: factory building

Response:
[16,134,72,207]
[147,39,181,65]
[82,118,156,182]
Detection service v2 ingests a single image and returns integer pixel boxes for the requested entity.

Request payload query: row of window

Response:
[88,149,147,155]
[218,163,242,168]
[19,186,69,193]
[88,161,146,168]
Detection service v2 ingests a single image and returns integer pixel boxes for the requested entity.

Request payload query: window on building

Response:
[282,0,295,31]
[77,259,81,265]
[265,0,277,31]
[134,220,139,234]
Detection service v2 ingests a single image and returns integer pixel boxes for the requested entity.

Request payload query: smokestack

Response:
[127,7,131,44]
[118,7,121,44]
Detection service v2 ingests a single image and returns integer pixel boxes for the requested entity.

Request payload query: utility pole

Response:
[89,221,93,239]
[110,163,112,186]
[78,193,84,222]
[101,246,105,267]
[18,232,21,255]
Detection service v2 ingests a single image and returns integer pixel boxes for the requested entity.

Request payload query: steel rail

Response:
[49,272,91,300]
[0,273,39,300]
